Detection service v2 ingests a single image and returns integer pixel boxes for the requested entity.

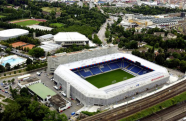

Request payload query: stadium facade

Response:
[53,48,169,106]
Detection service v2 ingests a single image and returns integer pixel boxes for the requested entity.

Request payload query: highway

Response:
[81,79,186,121]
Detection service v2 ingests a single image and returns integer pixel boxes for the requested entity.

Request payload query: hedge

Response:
[81,111,101,116]
[121,91,186,121]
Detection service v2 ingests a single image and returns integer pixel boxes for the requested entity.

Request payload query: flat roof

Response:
[49,94,67,108]
[28,83,56,99]
[54,32,89,42]
[20,76,39,85]
[27,25,53,31]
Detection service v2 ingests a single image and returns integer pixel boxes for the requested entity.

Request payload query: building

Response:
[54,32,89,46]
[39,43,61,55]
[18,76,41,88]
[53,53,169,106]
[27,25,53,31]
[154,32,165,37]
[47,46,118,73]
[167,33,177,39]
[28,83,56,102]
[37,34,54,42]
[0,29,29,41]
[48,94,71,112]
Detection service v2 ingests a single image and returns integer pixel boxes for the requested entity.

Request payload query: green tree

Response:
[5,63,11,71]
[29,47,45,58]
[0,65,5,73]
[43,110,68,121]
[26,58,33,65]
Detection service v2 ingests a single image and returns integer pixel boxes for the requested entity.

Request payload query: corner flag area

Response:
[86,69,134,88]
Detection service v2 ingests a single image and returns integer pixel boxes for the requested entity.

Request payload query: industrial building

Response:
[39,43,61,55]
[0,29,29,40]
[54,32,89,46]
[27,25,53,31]
[53,53,169,106]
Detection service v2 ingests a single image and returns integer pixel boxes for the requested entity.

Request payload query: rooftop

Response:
[19,76,39,85]
[49,94,67,108]
[27,25,53,31]
[0,29,29,37]
[28,83,56,99]
[54,32,89,42]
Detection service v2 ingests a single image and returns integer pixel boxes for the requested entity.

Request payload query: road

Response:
[97,18,114,46]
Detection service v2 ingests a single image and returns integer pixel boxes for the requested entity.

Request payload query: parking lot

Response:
[0,70,83,118]
[32,71,83,118]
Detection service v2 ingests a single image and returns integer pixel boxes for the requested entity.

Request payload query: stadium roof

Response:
[55,53,169,99]
[28,83,56,99]
[54,32,89,42]
[0,29,29,38]
[38,34,53,39]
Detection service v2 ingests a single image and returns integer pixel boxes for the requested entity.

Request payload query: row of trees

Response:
[132,48,186,72]
[26,62,47,71]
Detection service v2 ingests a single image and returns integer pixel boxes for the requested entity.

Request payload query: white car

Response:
[62,92,66,97]
[53,86,58,90]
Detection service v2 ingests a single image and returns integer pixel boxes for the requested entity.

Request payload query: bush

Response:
[19,70,21,73]
[4,73,6,76]
[81,111,100,116]
[9,73,11,75]
[14,71,16,74]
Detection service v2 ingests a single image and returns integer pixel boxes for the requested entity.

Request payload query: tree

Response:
[5,48,11,54]
[5,63,11,71]
[20,88,30,97]
[26,58,33,65]
[155,54,165,65]
[8,80,11,85]
[43,110,68,121]
[2,103,22,121]
[0,65,5,73]
[29,47,45,58]
[3,80,6,85]
[11,78,15,84]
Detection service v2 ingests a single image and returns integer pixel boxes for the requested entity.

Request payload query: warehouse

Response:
[54,53,169,106]
[54,32,89,46]
[0,29,29,40]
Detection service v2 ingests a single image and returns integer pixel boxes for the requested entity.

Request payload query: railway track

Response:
[81,79,186,121]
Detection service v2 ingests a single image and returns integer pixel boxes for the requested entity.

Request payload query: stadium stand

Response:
[100,64,111,72]
[127,65,134,70]
[124,61,130,68]
[90,66,102,75]
[79,69,92,77]
[108,62,120,69]
[130,66,142,73]
[72,59,153,78]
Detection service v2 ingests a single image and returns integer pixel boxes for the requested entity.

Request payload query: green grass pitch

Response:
[86,69,135,88]
[15,20,40,26]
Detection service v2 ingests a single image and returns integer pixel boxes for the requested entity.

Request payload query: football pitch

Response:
[14,20,40,26]
[86,69,134,88]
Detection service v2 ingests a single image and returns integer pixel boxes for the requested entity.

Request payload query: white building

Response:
[27,25,53,31]
[39,43,61,55]
[54,32,89,46]
[37,34,54,42]
[0,29,29,40]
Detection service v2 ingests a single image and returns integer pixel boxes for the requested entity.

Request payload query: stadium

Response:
[54,53,169,106]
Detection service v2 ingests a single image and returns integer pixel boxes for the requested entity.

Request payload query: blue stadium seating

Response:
[74,71,81,76]
[90,66,102,75]
[108,62,120,69]
[138,69,148,75]
[124,61,130,68]
[100,64,111,72]
[130,66,142,73]
[79,69,92,77]
[116,61,122,67]
[127,65,134,70]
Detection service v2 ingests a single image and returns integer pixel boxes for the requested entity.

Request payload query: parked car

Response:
[53,86,58,90]
[62,92,67,97]
[4,86,8,89]
[36,72,41,76]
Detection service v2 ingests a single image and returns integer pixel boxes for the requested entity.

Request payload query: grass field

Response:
[14,20,40,26]
[86,69,134,88]
[42,7,60,12]
[50,23,64,27]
